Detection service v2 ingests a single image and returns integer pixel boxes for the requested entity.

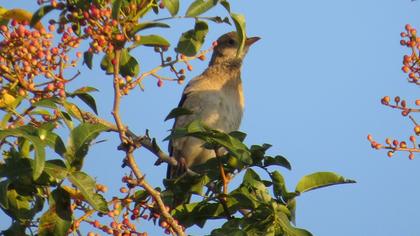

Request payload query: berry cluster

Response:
[380,95,420,117]
[367,134,418,159]
[0,20,81,101]
[400,24,420,84]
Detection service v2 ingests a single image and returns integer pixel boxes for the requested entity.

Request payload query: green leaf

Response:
[162,0,179,16]
[132,34,170,47]
[264,155,291,170]
[72,86,99,94]
[277,212,313,236]
[112,0,123,19]
[165,107,193,121]
[119,48,140,77]
[100,53,115,75]
[220,0,231,13]
[83,51,94,69]
[295,172,356,194]
[38,188,71,236]
[30,5,54,28]
[32,99,58,109]
[75,93,98,115]
[230,13,246,55]
[229,131,246,142]
[185,0,218,17]
[176,20,209,56]
[271,171,291,201]
[65,123,108,170]
[43,160,69,181]
[2,222,27,236]
[67,171,109,213]
[0,129,46,180]
[0,180,11,209]
[130,22,170,35]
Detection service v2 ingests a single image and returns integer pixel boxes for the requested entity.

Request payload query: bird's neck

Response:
[204,59,242,81]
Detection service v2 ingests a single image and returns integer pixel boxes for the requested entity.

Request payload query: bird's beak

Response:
[245,36,261,46]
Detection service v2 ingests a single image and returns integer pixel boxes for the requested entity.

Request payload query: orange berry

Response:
[400,141,407,148]
[187,65,193,71]
[385,138,391,145]
[415,125,420,135]
[120,187,128,193]
[410,135,416,143]
[405,24,412,31]
[402,66,410,73]
[387,151,394,158]
[381,96,390,104]
[416,100,420,106]
[409,153,415,160]
[87,232,95,236]
[198,54,206,61]
[367,134,373,141]
[411,29,417,36]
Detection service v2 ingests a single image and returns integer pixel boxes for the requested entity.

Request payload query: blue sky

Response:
[2,0,420,235]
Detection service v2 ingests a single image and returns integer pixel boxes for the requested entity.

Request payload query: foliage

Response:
[0,0,354,235]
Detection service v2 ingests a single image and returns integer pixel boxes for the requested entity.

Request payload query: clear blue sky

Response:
[2,1,420,235]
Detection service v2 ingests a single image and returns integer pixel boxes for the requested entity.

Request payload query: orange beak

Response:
[245,36,261,46]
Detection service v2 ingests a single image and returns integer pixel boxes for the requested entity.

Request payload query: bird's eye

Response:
[228,39,235,45]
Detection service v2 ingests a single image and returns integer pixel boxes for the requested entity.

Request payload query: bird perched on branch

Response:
[168,32,260,179]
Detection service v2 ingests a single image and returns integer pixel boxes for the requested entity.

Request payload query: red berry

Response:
[212,41,218,47]
[157,79,163,87]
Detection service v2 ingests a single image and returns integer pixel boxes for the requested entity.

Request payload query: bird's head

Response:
[209,31,260,67]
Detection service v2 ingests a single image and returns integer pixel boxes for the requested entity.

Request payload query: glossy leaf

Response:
[176,20,209,56]
[295,172,356,193]
[230,13,246,55]
[130,22,170,35]
[83,51,94,69]
[65,123,108,170]
[0,180,10,209]
[100,53,115,75]
[43,160,69,181]
[163,0,179,16]
[0,129,46,180]
[264,155,292,170]
[30,5,54,29]
[271,171,290,201]
[119,49,140,77]
[112,0,123,19]
[67,171,108,213]
[185,0,218,17]
[165,107,193,121]
[133,34,170,47]
[38,188,71,236]
[220,0,231,12]
[75,93,98,115]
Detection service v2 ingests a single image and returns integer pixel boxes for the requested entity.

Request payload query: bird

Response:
[167,31,260,180]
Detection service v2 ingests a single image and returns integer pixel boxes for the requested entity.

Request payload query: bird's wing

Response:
[167,83,192,179]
